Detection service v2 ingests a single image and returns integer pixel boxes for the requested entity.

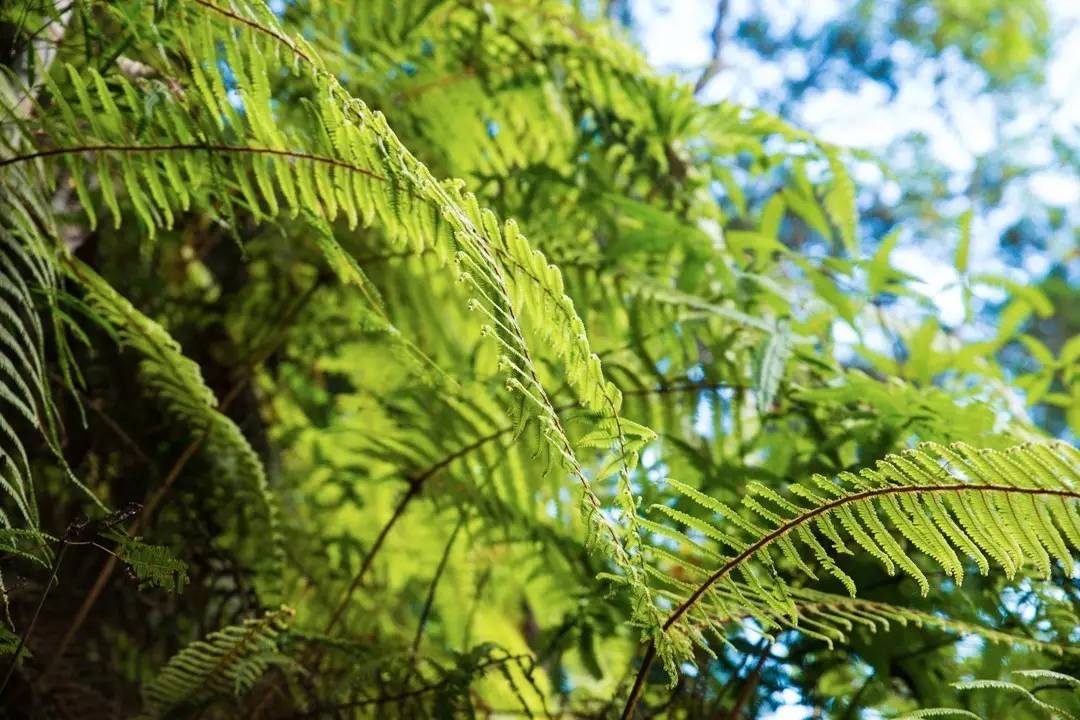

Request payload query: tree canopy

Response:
[0,1,1077,718]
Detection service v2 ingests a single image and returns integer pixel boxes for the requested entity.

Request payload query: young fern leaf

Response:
[139,605,295,718]
[114,536,190,594]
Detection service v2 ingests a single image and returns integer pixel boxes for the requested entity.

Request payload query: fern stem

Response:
[619,640,656,720]
[189,0,311,62]
[410,514,466,658]
[0,542,66,697]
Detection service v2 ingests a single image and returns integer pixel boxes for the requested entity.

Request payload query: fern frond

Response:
[66,259,284,602]
[140,605,294,717]
[645,441,1080,676]
[0,182,55,530]
[775,586,1077,656]
[0,0,658,621]
[114,536,190,594]
[901,669,1080,720]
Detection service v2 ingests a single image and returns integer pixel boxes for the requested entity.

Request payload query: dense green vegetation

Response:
[0,1,1077,718]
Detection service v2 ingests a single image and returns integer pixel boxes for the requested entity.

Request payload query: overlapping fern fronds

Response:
[898,669,1080,720]
[0,84,104,529]
[0,196,51,531]
[0,0,670,625]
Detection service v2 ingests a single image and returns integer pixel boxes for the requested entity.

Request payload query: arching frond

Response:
[898,669,1080,720]
[642,441,1080,677]
[0,0,656,616]
[67,259,284,601]
[139,605,294,718]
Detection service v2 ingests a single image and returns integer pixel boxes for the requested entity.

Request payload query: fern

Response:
[67,258,284,602]
[0,0,663,622]
[636,441,1080,682]
[0,0,1074,717]
[139,605,294,717]
[0,173,56,530]
[114,536,190,594]
[898,670,1080,720]
[674,583,1080,657]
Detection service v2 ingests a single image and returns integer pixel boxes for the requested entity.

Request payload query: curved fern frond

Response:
[640,441,1080,679]
[0,0,659,622]
[897,669,1080,720]
[66,258,284,601]
[0,167,59,531]
[140,605,295,717]
[773,586,1077,656]
[0,225,47,530]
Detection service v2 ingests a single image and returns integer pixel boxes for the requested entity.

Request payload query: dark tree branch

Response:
[694,0,730,95]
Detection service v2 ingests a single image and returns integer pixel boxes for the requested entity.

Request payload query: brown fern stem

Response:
[189,0,311,63]
[0,143,383,178]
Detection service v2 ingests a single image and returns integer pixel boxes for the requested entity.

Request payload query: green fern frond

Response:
[0,0,658,620]
[114,536,190,594]
[774,586,1076,656]
[645,441,1080,675]
[0,187,54,530]
[140,605,295,717]
[66,259,284,602]
[902,669,1080,720]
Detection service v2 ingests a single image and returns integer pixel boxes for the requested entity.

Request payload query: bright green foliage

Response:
[645,441,1080,675]
[0,0,1076,718]
[70,258,284,599]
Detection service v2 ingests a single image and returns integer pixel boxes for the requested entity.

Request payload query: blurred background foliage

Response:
[616,0,1080,442]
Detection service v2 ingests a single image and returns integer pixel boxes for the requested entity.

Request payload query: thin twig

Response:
[410,514,466,657]
[0,543,67,696]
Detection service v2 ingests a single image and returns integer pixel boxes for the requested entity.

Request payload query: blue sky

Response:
[629,0,1079,322]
